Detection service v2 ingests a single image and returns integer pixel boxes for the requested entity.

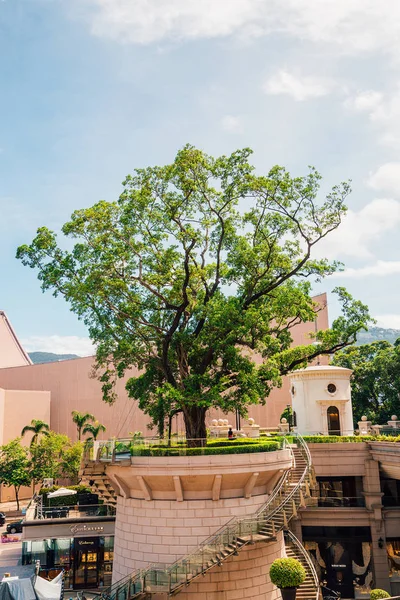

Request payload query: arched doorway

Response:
[327,406,340,435]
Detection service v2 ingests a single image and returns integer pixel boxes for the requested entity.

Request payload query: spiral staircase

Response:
[96,434,319,600]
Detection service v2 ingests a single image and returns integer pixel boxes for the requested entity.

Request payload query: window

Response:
[317,476,364,507]
[381,477,400,507]
[327,383,337,394]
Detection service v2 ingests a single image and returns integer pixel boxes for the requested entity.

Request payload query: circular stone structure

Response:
[105,447,292,582]
[290,365,354,436]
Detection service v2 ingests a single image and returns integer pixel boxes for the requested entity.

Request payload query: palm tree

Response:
[21,420,50,446]
[71,411,95,440]
[83,421,106,442]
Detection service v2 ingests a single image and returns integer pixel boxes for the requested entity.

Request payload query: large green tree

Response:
[333,340,400,424]
[17,146,371,441]
[0,439,31,510]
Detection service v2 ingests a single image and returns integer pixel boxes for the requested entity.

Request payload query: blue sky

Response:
[2,0,400,355]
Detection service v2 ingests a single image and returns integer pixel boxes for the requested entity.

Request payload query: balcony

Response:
[37,504,116,520]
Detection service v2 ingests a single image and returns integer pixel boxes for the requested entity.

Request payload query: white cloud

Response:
[263,70,332,101]
[21,335,95,357]
[368,163,400,195]
[316,198,400,259]
[221,115,243,133]
[338,260,400,278]
[344,86,400,148]
[82,0,400,56]
[344,90,383,112]
[375,314,400,329]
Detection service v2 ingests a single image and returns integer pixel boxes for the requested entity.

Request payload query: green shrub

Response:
[206,438,264,447]
[370,590,390,600]
[269,558,306,588]
[39,484,92,507]
[303,435,375,443]
[130,441,280,456]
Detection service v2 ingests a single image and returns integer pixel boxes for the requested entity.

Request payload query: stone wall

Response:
[177,533,284,600]
[112,494,271,582]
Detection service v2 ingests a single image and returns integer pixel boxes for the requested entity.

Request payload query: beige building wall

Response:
[177,534,285,600]
[0,311,32,368]
[0,388,51,503]
[1,389,51,445]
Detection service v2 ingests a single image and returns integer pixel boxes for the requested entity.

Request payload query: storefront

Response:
[302,526,372,599]
[22,518,115,590]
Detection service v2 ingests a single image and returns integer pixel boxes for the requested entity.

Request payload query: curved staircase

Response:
[99,434,319,600]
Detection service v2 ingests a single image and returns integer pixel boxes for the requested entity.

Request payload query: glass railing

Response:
[35,504,116,520]
[99,433,311,598]
[88,436,286,462]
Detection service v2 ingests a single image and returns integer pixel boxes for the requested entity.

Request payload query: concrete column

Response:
[370,520,390,591]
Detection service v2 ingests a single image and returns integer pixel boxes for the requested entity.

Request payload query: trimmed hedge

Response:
[269,558,306,588]
[304,435,375,443]
[370,590,390,600]
[130,441,281,457]
[304,434,400,443]
[206,438,270,447]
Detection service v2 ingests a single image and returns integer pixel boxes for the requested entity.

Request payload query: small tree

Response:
[82,421,106,442]
[17,146,372,442]
[0,439,31,510]
[21,419,50,447]
[71,411,95,440]
[30,431,70,485]
[58,441,84,483]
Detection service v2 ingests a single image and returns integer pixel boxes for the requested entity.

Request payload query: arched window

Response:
[327,406,340,436]
[293,410,297,427]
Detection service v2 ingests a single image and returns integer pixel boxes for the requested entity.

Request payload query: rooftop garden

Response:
[93,432,400,460]
[103,436,285,458]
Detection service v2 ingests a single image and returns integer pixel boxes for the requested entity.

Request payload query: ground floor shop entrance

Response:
[73,538,100,589]
[302,526,372,599]
[22,535,114,589]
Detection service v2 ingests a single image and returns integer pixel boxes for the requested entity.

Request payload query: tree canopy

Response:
[21,419,50,447]
[17,146,371,440]
[0,439,31,510]
[71,411,95,440]
[333,340,400,424]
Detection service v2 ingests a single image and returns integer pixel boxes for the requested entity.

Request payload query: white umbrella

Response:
[47,488,77,498]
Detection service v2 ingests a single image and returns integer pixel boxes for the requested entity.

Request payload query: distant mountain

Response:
[356,327,400,346]
[29,352,79,364]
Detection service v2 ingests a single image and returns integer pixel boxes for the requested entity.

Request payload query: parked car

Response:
[0,513,5,526]
[6,520,23,534]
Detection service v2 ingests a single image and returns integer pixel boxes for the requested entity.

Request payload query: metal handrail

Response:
[100,433,312,598]
[285,529,319,600]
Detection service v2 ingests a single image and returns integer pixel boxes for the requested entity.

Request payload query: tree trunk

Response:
[183,406,207,447]
[15,487,20,512]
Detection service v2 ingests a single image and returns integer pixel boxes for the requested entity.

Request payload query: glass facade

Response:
[22,536,114,589]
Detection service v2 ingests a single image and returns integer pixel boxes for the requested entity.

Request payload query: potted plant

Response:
[269,557,306,600]
[370,590,390,600]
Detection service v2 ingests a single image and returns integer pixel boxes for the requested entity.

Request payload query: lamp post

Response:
[236,409,241,432]
[286,404,292,430]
